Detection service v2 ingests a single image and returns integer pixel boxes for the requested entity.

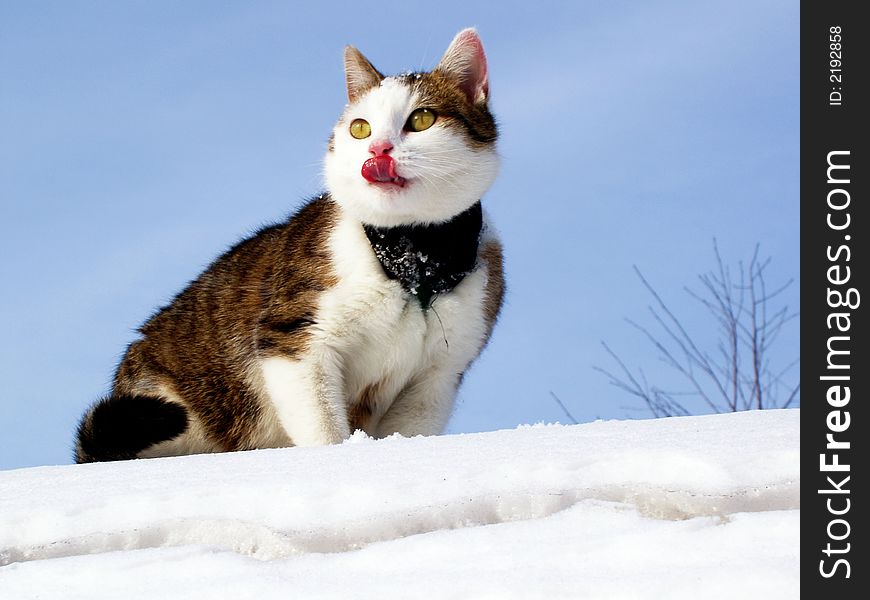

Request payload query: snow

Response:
[0,410,799,599]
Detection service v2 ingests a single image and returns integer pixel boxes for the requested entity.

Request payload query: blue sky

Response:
[0,0,799,469]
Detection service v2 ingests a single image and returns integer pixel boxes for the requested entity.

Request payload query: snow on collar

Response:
[363,202,483,309]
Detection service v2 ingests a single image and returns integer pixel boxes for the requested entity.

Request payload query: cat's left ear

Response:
[435,28,489,106]
[344,46,384,102]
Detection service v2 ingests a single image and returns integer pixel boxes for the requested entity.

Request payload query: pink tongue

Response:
[361,155,399,183]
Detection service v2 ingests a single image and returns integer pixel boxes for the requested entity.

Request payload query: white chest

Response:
[318,212,490,423]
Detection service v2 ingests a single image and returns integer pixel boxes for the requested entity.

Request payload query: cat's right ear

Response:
[344,46,384,103]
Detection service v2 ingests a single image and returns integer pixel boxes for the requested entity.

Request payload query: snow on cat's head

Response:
[324,29,499,227]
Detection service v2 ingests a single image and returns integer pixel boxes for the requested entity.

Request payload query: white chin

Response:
[328,177,475,228]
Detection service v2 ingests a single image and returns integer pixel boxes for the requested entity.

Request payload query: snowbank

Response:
[0,410,799,599]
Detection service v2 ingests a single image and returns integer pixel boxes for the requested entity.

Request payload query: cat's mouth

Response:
[361,155,407,188]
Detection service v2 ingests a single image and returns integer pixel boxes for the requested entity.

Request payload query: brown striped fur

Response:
[101,198,338,454]
[348,381,382,433]
[479,240,506,340]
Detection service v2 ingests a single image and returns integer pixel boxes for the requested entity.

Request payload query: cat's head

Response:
[324,28,499,227]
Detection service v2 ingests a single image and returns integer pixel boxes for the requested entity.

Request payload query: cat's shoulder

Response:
[247,193,340,248]
[210,194,340,267]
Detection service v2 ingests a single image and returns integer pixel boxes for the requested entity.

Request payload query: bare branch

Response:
[595,342,691,417]
[549,391,579,425]
[782,383,801,408]
[597,240,799,417]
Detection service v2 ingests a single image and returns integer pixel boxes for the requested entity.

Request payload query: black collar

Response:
[363,202,483,309]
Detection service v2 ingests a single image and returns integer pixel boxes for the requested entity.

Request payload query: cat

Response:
[74,28,504,463]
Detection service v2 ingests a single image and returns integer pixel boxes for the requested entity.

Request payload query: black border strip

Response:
[802,2,867,594]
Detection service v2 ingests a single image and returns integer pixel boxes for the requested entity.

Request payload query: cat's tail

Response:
[74,395,189,464]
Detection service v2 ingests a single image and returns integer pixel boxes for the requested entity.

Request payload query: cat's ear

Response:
[435,28,489,106]
[344,46,384,102]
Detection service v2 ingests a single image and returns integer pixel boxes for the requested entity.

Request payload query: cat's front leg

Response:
[375,366,460,438]
[260,354,350,446]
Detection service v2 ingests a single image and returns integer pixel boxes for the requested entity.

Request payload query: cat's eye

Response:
[405,108,437,132]
[349,118,371,139]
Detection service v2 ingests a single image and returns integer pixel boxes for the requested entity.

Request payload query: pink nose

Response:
[368,140,394,156]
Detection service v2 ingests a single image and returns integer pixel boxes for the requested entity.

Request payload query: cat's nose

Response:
[368,140,394,156]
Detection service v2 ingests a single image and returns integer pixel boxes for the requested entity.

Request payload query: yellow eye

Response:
[350,118,371,139]
[405,108,436,132]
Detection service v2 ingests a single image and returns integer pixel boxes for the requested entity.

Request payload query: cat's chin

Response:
[330,184,476,228]
[366,179,407,190]
[345,189,434,228]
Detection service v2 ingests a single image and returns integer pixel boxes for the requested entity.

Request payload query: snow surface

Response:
[0,410,799,599]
